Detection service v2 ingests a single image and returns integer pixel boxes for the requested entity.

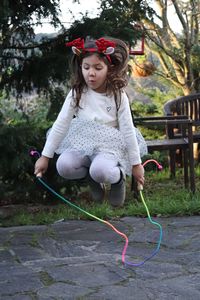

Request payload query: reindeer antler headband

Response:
[65,38,116,63]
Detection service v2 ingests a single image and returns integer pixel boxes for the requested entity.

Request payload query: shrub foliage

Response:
[0,123,79,204]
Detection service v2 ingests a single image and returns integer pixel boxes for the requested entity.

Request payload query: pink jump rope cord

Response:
[31,151,163,267]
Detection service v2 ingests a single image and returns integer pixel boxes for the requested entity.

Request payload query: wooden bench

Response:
[164,92,200,152]
[163,93,200,189]
[132,116,195,193]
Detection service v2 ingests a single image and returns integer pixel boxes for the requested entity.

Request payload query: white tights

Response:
[56,151,121,184]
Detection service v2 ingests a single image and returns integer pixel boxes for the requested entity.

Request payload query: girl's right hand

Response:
[34,156,50,177]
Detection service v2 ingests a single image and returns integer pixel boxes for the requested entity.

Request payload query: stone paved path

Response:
[0,216,200,299]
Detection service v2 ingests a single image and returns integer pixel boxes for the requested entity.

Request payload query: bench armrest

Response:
[134,119,192,126]
[133,115,193,140]
[134,115,188,123]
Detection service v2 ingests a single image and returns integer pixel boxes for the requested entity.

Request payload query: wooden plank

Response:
[146,138,189,151]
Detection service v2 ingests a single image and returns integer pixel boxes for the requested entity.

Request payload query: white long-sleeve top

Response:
[42,88,141,166]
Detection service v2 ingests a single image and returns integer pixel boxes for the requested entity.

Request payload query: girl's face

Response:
[81,54,108,93]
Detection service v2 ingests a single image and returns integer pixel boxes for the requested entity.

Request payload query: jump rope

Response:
[30,150,163,267]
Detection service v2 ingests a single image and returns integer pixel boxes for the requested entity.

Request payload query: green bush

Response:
[0,123,80,205]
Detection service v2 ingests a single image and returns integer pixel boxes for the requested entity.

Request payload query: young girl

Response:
[34,37,145,207]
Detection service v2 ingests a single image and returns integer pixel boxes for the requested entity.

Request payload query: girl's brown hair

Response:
[69,37,129,109]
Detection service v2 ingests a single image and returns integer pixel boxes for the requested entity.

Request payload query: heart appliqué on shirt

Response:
[107,106,111,112]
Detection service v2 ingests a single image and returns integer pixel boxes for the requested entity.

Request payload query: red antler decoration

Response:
[95,38,116,53]
[65,38,84,49]
[66,38,116,53]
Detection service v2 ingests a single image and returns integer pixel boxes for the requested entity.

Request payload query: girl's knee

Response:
[89,165,120,183]
[90,154,121,183]
[56,156,72,178]
[89,165,107,183]
[56,153,88,179]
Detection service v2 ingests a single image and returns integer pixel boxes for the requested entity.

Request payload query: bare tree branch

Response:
[142,0,199,95]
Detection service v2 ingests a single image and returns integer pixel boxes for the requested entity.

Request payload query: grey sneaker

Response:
[109,174,126,207]
[87,175,105,203]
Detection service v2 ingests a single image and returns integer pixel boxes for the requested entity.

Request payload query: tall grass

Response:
[1,166,199,227]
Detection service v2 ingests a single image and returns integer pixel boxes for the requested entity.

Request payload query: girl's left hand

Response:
[132,164,145,186]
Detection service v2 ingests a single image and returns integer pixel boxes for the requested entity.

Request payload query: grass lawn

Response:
[1,166,200,227]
